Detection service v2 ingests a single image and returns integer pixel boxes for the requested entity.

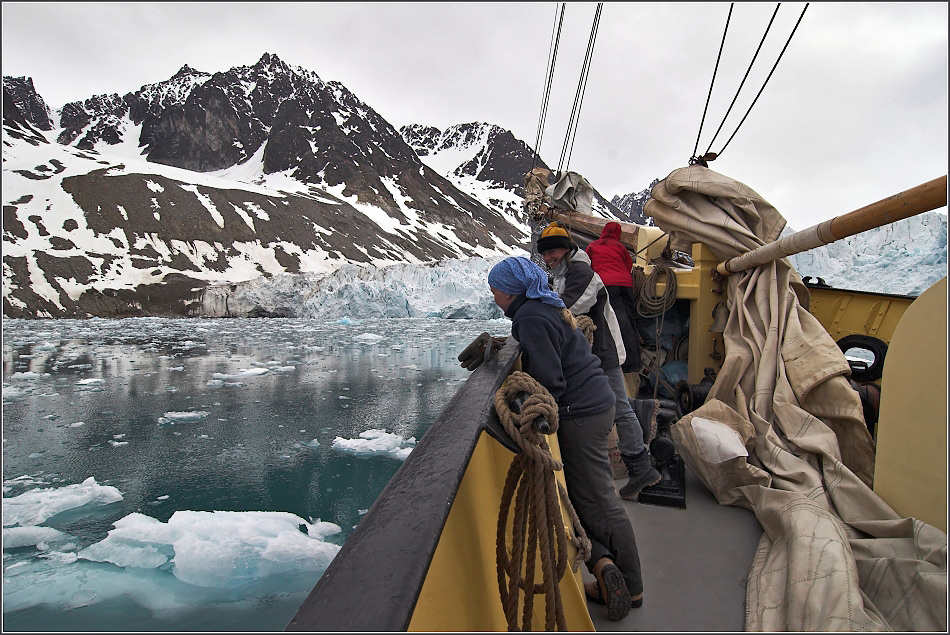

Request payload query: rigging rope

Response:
[691,3,734,164]
[532,3,567,171]
[715,2,809,156]
[558,2,603,173]
[703,3,782,155]
[692,2,809,163]
[494,371,591,632]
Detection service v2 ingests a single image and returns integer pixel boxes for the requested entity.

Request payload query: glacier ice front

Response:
[200,256,510,319]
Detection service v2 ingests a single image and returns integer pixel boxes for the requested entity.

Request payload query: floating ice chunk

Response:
[335,317,362,325]
[78,510,342,588]
[206,379,224,387]
[211,368,269,379]
[8,372,47,380]
[3,525,71,549]
[331,429,417,459]
[354,333,384,343]
[78,514,172,569]
[2,477,123,527]
[77,378,104,385]
[108,440,128,447]
[158,411,210,425]
[169,366,185,372]
[3,384,27,401]
[271,366,296,372]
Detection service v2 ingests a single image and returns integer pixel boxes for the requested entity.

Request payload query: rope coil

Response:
[494,371,591,631]
[575,314,596,345]
[636,262,677,318]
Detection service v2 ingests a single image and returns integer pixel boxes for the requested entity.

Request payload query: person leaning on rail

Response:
[538,223,661,499]
[487,256,646,620]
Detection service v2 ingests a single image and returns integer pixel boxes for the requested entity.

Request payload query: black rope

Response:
[704,3,782,155]
[558,2,603,173]
[691,3,734,164]
[532,3,567,170]
[715,3,809,157]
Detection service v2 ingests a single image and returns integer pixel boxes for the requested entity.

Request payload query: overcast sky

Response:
[3,2,947,231]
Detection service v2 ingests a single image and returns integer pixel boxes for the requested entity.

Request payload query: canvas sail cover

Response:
[645,165,947,632]
[545,171,594,215]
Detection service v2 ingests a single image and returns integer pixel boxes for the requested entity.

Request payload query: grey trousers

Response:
[603,363,650,468]
[558,404,644,596]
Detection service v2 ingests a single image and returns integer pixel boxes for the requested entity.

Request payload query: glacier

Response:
[786,211,947,296]
[200,211,947,320]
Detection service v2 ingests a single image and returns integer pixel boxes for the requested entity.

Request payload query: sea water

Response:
[1,316,511,631]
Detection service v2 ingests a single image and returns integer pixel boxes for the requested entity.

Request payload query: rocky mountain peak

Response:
[252,52,293,75]
[2,76,54,131]
[171,64,203,79]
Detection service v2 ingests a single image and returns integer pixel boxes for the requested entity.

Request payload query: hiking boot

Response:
[619,462,661,500]
[590,560,631,621]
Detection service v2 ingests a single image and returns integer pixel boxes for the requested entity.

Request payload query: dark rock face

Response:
[57,93,128,148]
[611,178,659,225]
[247,305,295,318]
[2,76,54,130]
[2,85,49,146]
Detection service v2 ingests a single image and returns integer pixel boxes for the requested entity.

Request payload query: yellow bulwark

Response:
[409,429,594,631]
[872,277,948,532]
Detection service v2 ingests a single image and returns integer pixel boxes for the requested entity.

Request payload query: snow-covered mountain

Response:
[400,122,624,221]
[6,54,613,318]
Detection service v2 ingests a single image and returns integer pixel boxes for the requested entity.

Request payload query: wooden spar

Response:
[717,175,948,276]
[543,206,641,250]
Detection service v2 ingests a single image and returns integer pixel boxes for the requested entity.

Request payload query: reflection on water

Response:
[2,317,510,631]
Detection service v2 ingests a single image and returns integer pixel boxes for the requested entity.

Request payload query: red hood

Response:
[600,222,622,240]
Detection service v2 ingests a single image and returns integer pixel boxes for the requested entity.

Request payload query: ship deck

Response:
[585,466,764,632]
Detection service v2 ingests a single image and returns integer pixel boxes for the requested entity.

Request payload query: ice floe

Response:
[331,429,416,460]
[2,477,123,527]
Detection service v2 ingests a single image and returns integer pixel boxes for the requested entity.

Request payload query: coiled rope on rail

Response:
[575,314,595,345]
[494,371,591,631]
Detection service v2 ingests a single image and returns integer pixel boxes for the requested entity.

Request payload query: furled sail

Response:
[646,164,947,632]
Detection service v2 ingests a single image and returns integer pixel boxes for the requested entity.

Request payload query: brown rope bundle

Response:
[493,371,591,631]
[575,314,595,345]
[636,262,677,318]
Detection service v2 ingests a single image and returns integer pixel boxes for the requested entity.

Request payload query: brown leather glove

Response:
[458,332,506,371]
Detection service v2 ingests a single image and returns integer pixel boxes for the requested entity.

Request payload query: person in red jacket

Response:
[586,222,642,378]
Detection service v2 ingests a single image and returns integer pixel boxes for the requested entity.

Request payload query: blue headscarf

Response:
[488,257,565,308]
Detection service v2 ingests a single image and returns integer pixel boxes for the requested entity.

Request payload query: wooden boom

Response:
[542,207,641,250]
[717,175,948,275]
